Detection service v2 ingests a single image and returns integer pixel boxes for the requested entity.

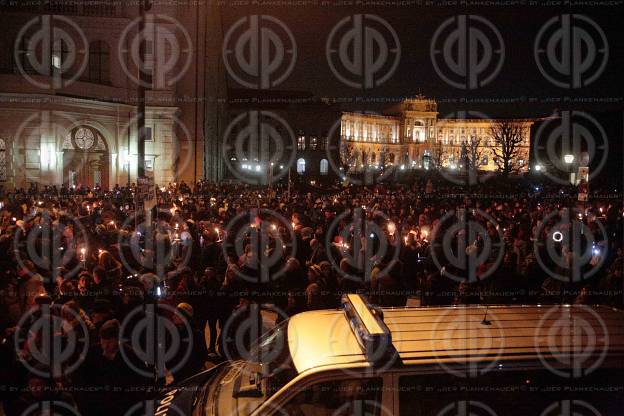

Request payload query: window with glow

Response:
[296,158,305,174]
[320,159,328,175]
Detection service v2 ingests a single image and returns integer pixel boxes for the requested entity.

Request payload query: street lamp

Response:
[564,154,574,164]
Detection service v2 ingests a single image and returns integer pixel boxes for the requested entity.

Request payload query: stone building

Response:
[0,1,225,190]
[340,97,535,173]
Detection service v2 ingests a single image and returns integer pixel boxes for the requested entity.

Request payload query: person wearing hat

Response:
[305,264,325,311]
[168,302,208,383]
[75,319,150,416]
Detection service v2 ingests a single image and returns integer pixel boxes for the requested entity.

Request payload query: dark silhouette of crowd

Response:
[0,174,622,414]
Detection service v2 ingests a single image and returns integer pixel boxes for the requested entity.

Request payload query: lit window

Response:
[320,159,328,175]
[310,137,318,150]
[297,136,306,150]
[297,158,306,174]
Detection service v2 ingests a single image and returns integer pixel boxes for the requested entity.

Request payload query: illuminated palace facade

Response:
[340,98,535,172]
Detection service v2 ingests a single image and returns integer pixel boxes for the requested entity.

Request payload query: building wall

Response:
[340,98,533,173]
[0,2,213,189]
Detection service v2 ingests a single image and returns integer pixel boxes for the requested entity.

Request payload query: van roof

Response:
[287,304,624,375]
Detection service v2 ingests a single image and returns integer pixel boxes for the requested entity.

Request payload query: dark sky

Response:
[220,3,624,119]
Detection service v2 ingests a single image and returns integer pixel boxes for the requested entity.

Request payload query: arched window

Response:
[297,158,306,174]
[86,41,110,84]
[320,159,328,175]
[0,138,7,182]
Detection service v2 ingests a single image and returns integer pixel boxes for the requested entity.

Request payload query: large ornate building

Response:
[340,98,535,173]
[0,2,225,190]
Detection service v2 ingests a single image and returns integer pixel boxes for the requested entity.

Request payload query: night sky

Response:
[220,3,624,118]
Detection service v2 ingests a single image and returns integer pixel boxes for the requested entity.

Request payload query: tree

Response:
[429,141,446,169]
[466,135,483,171]
[490,121,526,176]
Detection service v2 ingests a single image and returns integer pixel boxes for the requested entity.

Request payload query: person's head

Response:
[174,303,193,326]
[307,264,321,283]
[92,299,112,324]
[27,372,52,400]
[92,266,106,284]
[99,319,120,358]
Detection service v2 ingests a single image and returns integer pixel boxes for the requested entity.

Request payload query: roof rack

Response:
[341,294,393,361]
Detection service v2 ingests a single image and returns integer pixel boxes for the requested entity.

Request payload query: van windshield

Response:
[212,320,298,416]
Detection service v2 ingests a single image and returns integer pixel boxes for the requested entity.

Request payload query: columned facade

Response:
[341,97,534,173]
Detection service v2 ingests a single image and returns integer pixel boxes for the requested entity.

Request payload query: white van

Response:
[155,295,624,416]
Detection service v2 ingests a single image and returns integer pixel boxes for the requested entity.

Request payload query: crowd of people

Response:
[0,174,622,415]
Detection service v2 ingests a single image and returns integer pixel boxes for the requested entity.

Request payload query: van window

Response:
[399,368,623,416]
[283,378,384,416]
